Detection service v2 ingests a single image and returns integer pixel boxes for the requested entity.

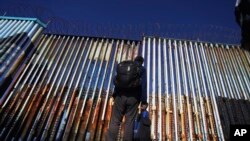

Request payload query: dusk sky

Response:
[0,0,241,44]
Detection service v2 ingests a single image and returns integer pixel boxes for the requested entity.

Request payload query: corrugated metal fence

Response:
[0,16,45,91]
[142,37,250,141]
[0,17,250,141]
[0,34,140,141]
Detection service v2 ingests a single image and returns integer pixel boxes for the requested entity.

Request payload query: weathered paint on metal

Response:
[0,19,250,141]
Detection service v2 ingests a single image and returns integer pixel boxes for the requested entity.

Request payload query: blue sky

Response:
[0,0,241,44]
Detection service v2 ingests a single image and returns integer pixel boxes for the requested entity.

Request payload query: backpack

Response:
[115,60,141,89]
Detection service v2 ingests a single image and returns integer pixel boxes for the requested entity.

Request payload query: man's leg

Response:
[123,96,139,141]
[106,96,125,141]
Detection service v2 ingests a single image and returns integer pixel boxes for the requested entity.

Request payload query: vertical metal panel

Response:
[0,17,45,90]
[179,41,193,140]
[200,43,225,140]
[191,42,208,140]
[157,38,162,140]
[169,39,178,141]
[184,41,202,140]
[0,25,250,141]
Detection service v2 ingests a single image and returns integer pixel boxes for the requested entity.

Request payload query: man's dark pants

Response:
[106,93,139,141]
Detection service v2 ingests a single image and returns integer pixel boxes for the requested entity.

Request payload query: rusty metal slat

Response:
[4,27,43,80]
[25,36,67,140]
[85,40,114,141]
[0,35,52,129]
[125,41,131,61]
[65,37,92,140]
[214,46,236,99]
[162,39,170,140]
[228,47,250,123]
[149,38,156,140]
[229,47,247,99]
[130,41,135,60]
[231,47,250,96]
[227,47,248,99]
[42,37,83,141]
[0,33,43,111]
[174,40,185,141]
[50,37,86,141]
[0,21,32,71]
[133,41,139,60]
[127,41,133,60]
[146,38,150,104]
[54,37,85,140]
[76,39,106,141]
[221,47,246,125]
[40,36,81,141]
[70,39,99,141]
[94,40,119,141]
[200,44,225,141]
[0,22,36,65]
[197,43,217,140]
[221,47,240,99]
[204,44,221,97]
[116,40,124,63]
[179,41,194,140]
[169,39,178,141]
[144,38,153,137]
[161,39,166,141]
[61,38,92,141]
[216,46,234,99]
[6,37,58,138]
[184,41,202,140]
[0,28,42,87]
[27,36,72,140]
[0,35,55,140]
[17,36,63,140]
[73,39,101,141]
[121,41,128,62]
[208,45,226,97]
[142,37,146,65]
[242,50,250,66]
[157,38,162,140]
[49,37,85,141]
[0,34,46,108]
[190,42,207,140]
[134,42,140,60]
[223,46,243,99]
[207,45,229,139]
[215,46,238,126]
[237,49,250,88]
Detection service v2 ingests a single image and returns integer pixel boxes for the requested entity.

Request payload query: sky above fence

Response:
[0,0,241,44]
